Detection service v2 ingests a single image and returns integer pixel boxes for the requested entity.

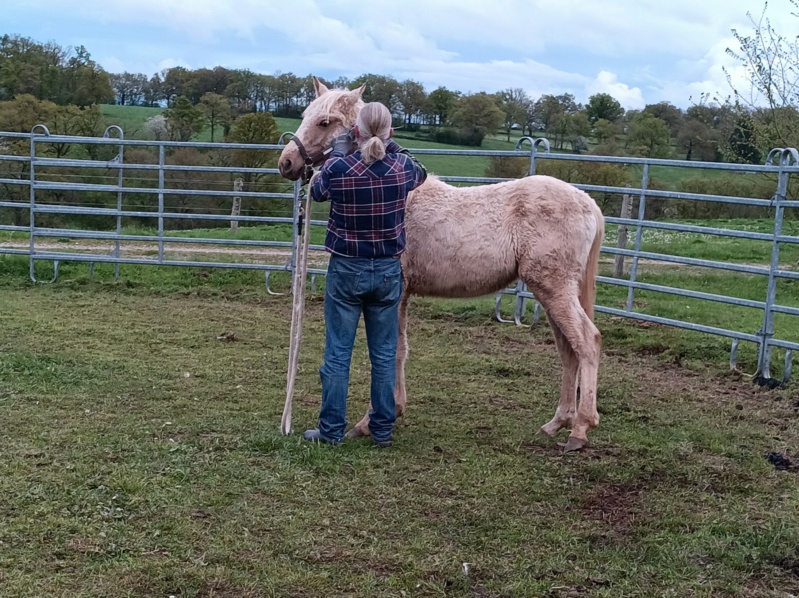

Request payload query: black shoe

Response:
[373,437,393,448]
[303,429,342,445]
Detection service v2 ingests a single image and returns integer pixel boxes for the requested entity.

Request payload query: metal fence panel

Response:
[1,128,797,384]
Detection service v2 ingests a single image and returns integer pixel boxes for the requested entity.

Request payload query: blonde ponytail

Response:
[355,102,392,165]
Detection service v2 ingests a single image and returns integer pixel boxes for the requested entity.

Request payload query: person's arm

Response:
[385,139,405,155]
[408,153,427,188]
[312,130,355,201]
[310,164,331,202]
[386,139,427,186]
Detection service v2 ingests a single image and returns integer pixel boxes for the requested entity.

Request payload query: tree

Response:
[0,35,66,102]
[556,93,581,115]
[160,67,193,104]
[450,92,505,137]
[0,36,112,106]
[626,112,673,158]
[227,112,280,181]
[726,1,799,148]
[728,113,762,164]
[254,74,279,113]
[350,73,400,112]
[425,86,459,126]
[535,94,566,133]
[224,69,258,114]
[0,94,56,133]
[274,72,303,116]
[110,72,148,105]
[677,104,722,161]
[586,93,624,124]
[60,45,114,106]
[190,66,231,103]
[643,101,684,137]
[226,112,281,215]
[143,73,163,107]
[145,114,168,141]
[593,118,621,144]
[497,88,529,141]
[398,80,427,125]
[566,112,592,152]
[199,92,232,142]
[163,95,204,141]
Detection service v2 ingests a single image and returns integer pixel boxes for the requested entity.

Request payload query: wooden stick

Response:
[280,177,315,435]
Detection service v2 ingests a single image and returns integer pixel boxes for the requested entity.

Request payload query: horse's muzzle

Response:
[278,149,303,181]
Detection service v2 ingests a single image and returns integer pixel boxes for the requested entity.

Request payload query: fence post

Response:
[158,144,165,263]
[104,125,125,281]
[755,147,796,384]
[614,185,633,278]
[230,177,243,232]
[625,165,649,311]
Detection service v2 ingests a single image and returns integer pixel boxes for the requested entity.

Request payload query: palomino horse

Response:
[278,78,605,452]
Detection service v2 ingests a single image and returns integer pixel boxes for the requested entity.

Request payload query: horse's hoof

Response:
[539,424,559,438]
[562,436,589,453]
[346,426,369,439]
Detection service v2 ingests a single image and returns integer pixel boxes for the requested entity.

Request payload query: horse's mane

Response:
[303,89,362,124]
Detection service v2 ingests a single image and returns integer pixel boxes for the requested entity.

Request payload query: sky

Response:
[4,0,793,109]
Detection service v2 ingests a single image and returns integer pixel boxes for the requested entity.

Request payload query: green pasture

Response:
[0,253,797,597]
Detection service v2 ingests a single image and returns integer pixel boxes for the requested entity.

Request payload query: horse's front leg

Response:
[347,291,410,438]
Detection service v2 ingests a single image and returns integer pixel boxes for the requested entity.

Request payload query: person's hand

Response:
[330,129,355,157]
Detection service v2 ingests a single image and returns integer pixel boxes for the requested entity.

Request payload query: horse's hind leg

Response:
[524,276,601,451]
[548,297,601,451]
[539,320,579,438]
[346,290,410,438]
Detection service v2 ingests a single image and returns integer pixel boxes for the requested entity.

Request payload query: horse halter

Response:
[286,135,330,184]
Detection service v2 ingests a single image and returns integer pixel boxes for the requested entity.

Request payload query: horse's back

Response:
[402,176,602,298]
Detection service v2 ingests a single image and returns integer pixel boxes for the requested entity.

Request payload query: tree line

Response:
[0,31,777,164]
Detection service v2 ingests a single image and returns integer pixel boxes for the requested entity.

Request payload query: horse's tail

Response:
[580,211,604,322]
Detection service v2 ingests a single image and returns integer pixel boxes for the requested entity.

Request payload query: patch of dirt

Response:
[0,240,332,268]
[580,479,651,537]
[296,394,320,407]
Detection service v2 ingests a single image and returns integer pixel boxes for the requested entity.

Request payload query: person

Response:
[303,102,427,448]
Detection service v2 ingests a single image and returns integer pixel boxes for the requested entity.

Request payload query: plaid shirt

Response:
[310,140,427,258]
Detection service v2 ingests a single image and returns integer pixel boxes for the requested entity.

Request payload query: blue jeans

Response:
[318,254,403,442]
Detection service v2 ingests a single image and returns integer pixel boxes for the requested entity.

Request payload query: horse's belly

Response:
[405,250,517,298]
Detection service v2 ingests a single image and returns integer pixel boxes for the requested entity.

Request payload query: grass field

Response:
[0,258,798,597]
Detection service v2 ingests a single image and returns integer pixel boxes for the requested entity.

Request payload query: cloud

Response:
[586,72,644,109]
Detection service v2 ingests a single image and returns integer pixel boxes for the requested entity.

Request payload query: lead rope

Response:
[280,173,317,435]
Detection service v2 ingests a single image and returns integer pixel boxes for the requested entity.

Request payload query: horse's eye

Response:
[319,120,330,128]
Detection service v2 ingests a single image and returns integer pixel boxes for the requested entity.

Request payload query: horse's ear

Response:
[353,84,366,99]
[313,76,329,97]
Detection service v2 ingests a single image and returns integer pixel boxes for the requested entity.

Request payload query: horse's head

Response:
[278,77,365,181]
